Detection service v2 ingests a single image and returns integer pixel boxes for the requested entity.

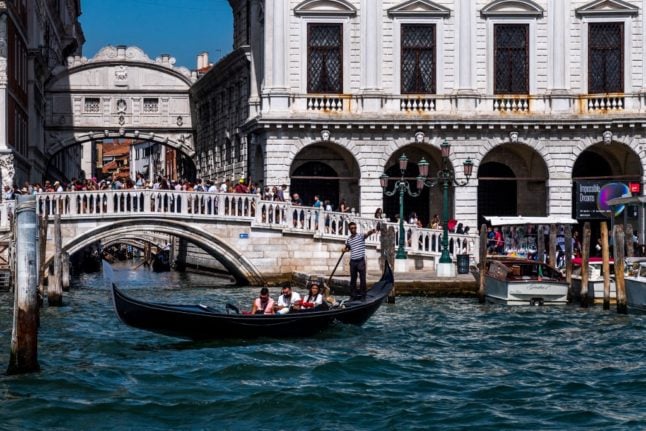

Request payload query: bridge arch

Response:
[47,219,264,285]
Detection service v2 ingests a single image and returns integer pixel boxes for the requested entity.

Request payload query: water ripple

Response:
[0,269,644,430]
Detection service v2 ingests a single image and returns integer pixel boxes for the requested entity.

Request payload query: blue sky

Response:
[79,0,234,69]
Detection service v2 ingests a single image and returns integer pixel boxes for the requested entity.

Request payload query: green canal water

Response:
[0,264,644,430]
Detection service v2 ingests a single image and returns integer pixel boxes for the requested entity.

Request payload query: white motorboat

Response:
[484,257,569,305]
[623,261,646,313]
[570,257,616,304]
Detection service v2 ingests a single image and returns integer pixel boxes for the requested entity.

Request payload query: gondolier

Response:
[343,222,377,301]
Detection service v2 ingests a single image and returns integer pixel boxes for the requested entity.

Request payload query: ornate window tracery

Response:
[307,23,343,94]
[401,24,436,94]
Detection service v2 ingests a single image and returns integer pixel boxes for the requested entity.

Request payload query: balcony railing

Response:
[272,92,646,117]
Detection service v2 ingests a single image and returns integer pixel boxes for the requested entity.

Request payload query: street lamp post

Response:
[380,141,473,276]
[417,140,474,276]
[380,155,420,272]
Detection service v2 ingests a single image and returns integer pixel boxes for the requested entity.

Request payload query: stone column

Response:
[248,0,263,117]
[264,0,289,110]
[361,0,381,94]
[456,0,477,110]
[549,0,571,112]
[0,14,7,151]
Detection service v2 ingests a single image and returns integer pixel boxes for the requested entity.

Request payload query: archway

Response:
[290,143,360,210]
[477,143,548,226]
[572,141,642,250]
[382,144,443,227]
[46,219,265,285]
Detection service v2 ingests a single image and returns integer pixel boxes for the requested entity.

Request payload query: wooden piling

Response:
[7,195,40,374]
[613,224,627,314]
[48,214,63,306]
[601,222,611,310]
[549,224,557,267]
[37,214,48,297]
[62,252,70,291]
[478,223,487,303]
[580,222,591,307]
[564,224,573,287]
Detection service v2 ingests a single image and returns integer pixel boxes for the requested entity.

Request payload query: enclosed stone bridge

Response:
[33,190,478,285]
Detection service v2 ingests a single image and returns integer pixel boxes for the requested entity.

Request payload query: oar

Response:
[325,250,346,295]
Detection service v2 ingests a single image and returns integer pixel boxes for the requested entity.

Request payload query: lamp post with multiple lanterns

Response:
[380,140,474,275]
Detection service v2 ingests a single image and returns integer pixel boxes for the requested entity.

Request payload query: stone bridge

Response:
[29,190,478,285]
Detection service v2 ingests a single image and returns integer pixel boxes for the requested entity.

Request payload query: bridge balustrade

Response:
[30,189,478,262]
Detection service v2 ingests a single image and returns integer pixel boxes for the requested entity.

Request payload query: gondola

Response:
[112,261,394,340]
[151,250,171,272]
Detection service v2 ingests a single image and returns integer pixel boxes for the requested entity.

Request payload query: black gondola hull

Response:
[112,262,394,340]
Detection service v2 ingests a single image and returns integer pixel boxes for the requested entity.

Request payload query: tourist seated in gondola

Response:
[250,287,275,315]
[274,285,302,314]
[300,281,328,311]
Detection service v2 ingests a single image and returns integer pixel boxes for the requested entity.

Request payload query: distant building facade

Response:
[0,0,84,188]
[192,0,646,230]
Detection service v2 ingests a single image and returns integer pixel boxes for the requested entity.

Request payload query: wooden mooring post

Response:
[601,222,611,310]
[48,214,63,306]
[478,224,487,303]
[62,252,70,292]
[564,225,573,300]
[613,224,627,314]
[7,195,40,374]
[537,224,545,262]
[549,224,557,267]
[580,222,592,307]
[37,214,48,298]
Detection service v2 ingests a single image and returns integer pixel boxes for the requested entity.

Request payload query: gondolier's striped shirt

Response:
[346,233,367,261]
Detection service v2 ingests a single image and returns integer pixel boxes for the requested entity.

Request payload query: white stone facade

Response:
[196,0,646,230]
[46,45,197,180]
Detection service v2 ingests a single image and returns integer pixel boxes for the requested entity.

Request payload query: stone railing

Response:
[276,92,646,116]
[33,189,479,262]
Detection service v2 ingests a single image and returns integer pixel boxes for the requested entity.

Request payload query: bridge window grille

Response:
[143,98,159,113]
[401,24,436,94]
[494,24,529,94]
[307,23,343,94]
[588,22,623,94]
[84,97,101,113]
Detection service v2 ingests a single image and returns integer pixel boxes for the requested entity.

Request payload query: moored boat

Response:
[112,262,394,339]
[484,257,568,305]
[570,257,616,304]
[623,260,646,313]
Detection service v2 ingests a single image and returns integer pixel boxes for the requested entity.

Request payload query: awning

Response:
[485,216,578,226]
[607,196,646,207]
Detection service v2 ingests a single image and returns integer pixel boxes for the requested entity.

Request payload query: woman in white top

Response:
[301,282,324,309]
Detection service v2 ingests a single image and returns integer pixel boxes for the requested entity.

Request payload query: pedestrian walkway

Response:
[297,268,478,298]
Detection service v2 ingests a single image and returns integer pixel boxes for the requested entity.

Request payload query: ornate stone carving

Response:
[509,131,519,143]
[602,130,613,145]
[176,116,183,126]
[0,153,15,188]
[415,131,425,143]
[321,129,331,142]
[114,65,128,86]
[116,99,127,113]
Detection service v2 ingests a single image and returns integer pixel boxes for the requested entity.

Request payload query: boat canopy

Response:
[607,196,646,207]
[485,216,578,226]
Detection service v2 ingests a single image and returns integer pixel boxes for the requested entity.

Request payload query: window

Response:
[494,24,529,94]
[84,97,101,113]
[401,24,436,94]
[143,98,159,113]
[307,23,343,94]
[235,135,242,163]
[225,139,232,164]
[588,23,623,94]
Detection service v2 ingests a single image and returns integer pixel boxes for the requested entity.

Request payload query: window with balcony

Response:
[494,24,529,94]
[307,23,342,94]
[401,24,436,94]
[588,22,623,94]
